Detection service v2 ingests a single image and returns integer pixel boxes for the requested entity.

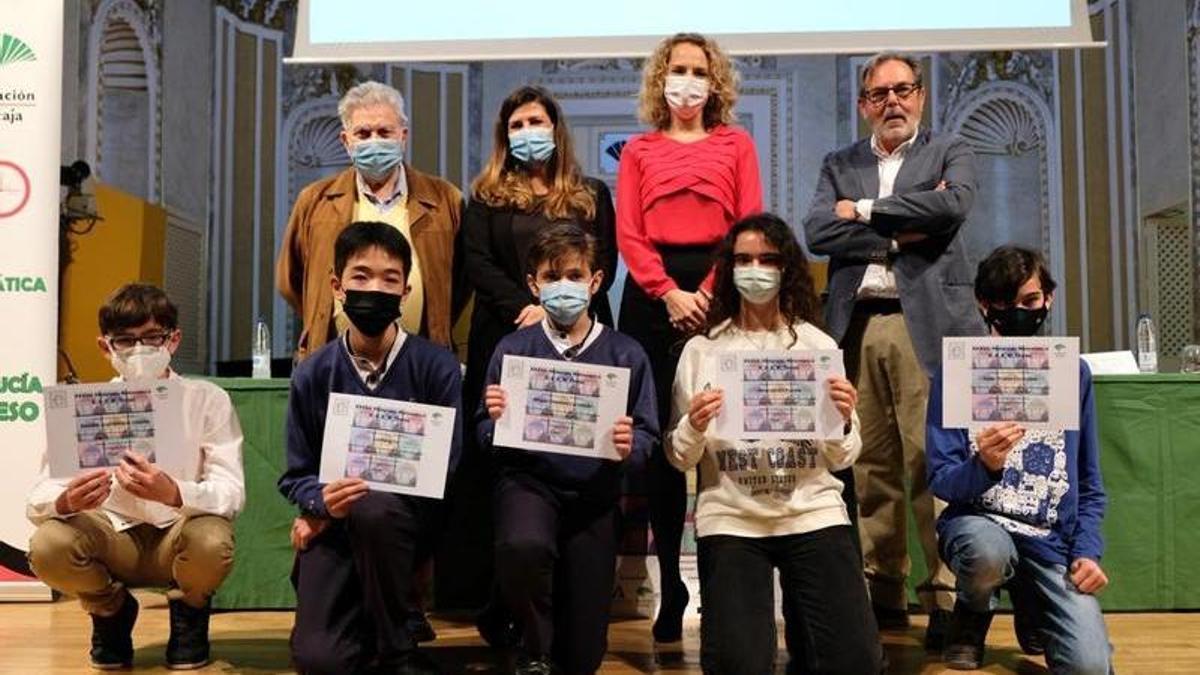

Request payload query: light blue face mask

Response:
[733,265,782,305]
[508,126,556,164]
[539,279,590,327]
[350,138,404,182]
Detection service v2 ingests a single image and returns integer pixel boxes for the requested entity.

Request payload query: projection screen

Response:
[288,0,1102,63]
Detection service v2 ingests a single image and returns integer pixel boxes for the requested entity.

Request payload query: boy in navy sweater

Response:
[927,246,1111,673]
[278,221,462,675]
[479,223,658,675]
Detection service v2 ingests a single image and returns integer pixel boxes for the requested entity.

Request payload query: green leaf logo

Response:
[0,34,36,67]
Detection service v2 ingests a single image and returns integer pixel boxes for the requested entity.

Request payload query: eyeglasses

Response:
[106,332,174,351]
[860,82,922,106]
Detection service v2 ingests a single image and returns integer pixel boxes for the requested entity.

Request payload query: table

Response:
[210,374,1200,611]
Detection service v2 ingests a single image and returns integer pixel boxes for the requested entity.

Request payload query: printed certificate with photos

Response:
[713,350,847,441]
[942,337,1080,431]
[494,355,631,461]
[43,380,187,479]
[318,393,456,499]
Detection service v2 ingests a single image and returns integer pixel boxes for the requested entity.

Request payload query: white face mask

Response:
[664,74,710,110]
[109,345,172,382]
[733,266,782,305]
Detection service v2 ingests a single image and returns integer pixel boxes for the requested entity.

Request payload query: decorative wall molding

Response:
[940,52,1055,130]
[85,0,162,201]
[1189,0,1200,338]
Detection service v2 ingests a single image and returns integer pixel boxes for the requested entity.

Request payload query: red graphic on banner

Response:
[0,159,31,218]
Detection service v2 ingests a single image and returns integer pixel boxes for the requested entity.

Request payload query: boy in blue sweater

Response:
[927,246,1111,673]
[278,221,462,675]
[479,223,658,675]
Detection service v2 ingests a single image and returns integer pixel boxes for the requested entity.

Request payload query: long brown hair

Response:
[638,33,740,131]
[701,213,823,347]
[471,85,596,220]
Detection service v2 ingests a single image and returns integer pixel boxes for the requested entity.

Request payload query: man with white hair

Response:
[277,80,466,360]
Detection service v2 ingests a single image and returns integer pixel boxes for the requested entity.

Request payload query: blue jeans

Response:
[940,515,1113,675]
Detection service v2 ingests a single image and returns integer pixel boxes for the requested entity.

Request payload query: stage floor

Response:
[1,592,1195,673]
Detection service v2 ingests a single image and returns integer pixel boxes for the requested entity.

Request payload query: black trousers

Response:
[290,492,429,675]
[697,526,882,675]
[617,245,712,604]
[494,474,619,675]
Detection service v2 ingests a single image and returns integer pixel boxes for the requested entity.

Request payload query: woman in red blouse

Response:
[616,31,763,644]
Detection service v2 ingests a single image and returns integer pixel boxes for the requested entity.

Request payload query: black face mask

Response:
[342,289,402,337]
[983,305,1049,337]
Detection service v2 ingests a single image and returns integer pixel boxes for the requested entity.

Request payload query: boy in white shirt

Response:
[26,283,245,670]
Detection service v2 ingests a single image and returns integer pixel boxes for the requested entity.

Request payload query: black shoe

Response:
[406,608,437,644]
[923,609,953,652]
[90,590,139,670]
[942,603,994,671]
[165,598,211,670]
[515,653,553,675]
[1013,609,1046,655]
[391,649,442,675]
[652,581,689,643]
[871,603,910,631]
[476,604,520,649]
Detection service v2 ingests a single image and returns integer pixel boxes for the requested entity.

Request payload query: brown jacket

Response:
[276,165,466,360]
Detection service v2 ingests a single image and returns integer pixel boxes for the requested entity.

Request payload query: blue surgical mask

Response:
[508,126,556,164]
[350,138,404,182]
[733,266,782,305]
[539,280,590,327]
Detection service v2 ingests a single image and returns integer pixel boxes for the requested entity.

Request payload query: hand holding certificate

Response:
[942,337,1080,431]
[318,393,456,499]
[492,355,631,461]
[713,350,847,440]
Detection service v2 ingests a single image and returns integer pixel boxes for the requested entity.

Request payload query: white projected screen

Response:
[291,0,1099,63]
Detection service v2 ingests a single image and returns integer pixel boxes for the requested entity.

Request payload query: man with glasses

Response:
[276,80,466,361]
[803,52,986,649]
[26,283,245,670]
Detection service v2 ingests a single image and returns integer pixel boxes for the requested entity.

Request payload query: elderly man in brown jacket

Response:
[277,80,466,360]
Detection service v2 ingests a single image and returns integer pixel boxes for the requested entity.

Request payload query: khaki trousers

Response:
[844,310,955,612]
[28,512,234,616]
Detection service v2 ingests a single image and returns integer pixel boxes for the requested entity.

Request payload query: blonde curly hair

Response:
[637,33,740,131]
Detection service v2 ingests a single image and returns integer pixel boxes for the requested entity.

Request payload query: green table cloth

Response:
[210,374,1200,611]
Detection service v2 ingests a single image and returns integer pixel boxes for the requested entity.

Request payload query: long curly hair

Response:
[701,213,823,347]
[637,33,739,131]
[472,85,596,220]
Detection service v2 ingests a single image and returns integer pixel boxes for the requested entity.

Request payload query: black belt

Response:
[853,298,903,315]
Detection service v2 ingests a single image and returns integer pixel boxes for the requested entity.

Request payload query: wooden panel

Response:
[410,70,441,175]
[1059,53,1083,339]
[1082,16,1115,350]
[445,72,464,187]
[258,40,278,326]
[230,30,258,360]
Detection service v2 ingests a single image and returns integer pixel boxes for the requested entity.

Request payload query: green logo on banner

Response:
[0,277,46,292]
[0,34,36,67]
[0,372,42,423]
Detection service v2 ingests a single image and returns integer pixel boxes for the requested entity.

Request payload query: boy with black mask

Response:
[926,245,1112,673]
[479,223,658,675]
[279,221,462,675]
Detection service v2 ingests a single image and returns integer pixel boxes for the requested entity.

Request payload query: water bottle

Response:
[1136,314,1157,373]
[252,317,272,379]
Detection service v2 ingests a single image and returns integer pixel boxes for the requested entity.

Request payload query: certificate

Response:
[43,380,187,479]
[318,393,456,499]
[494,355,631,461]
[713,350,846,440]
[943,337,1080,431]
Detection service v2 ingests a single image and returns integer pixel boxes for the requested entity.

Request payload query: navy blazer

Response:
[803,129,987,376]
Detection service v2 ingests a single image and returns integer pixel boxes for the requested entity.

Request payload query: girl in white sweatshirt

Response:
[667,213,881,674]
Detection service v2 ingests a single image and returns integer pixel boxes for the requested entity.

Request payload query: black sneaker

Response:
[923,609,953,652]
[165,598,211,670]
[652,581,689,644]
[515,653,554,675]
[406,608,437,644]
[1013,609,1046,655]
[476,604,521,649]
[90,590,139,670]
[871,603,910,631]
[942,603,994,671]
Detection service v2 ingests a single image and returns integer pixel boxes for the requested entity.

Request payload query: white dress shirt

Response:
[854,127,920,299]
[27,373,246,531]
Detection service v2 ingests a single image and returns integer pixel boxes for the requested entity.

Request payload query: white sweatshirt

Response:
[668,319,862,539]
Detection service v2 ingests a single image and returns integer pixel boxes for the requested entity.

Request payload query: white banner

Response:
[0,1,62,596]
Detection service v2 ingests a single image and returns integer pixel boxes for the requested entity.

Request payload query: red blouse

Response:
[616,125,763,298]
